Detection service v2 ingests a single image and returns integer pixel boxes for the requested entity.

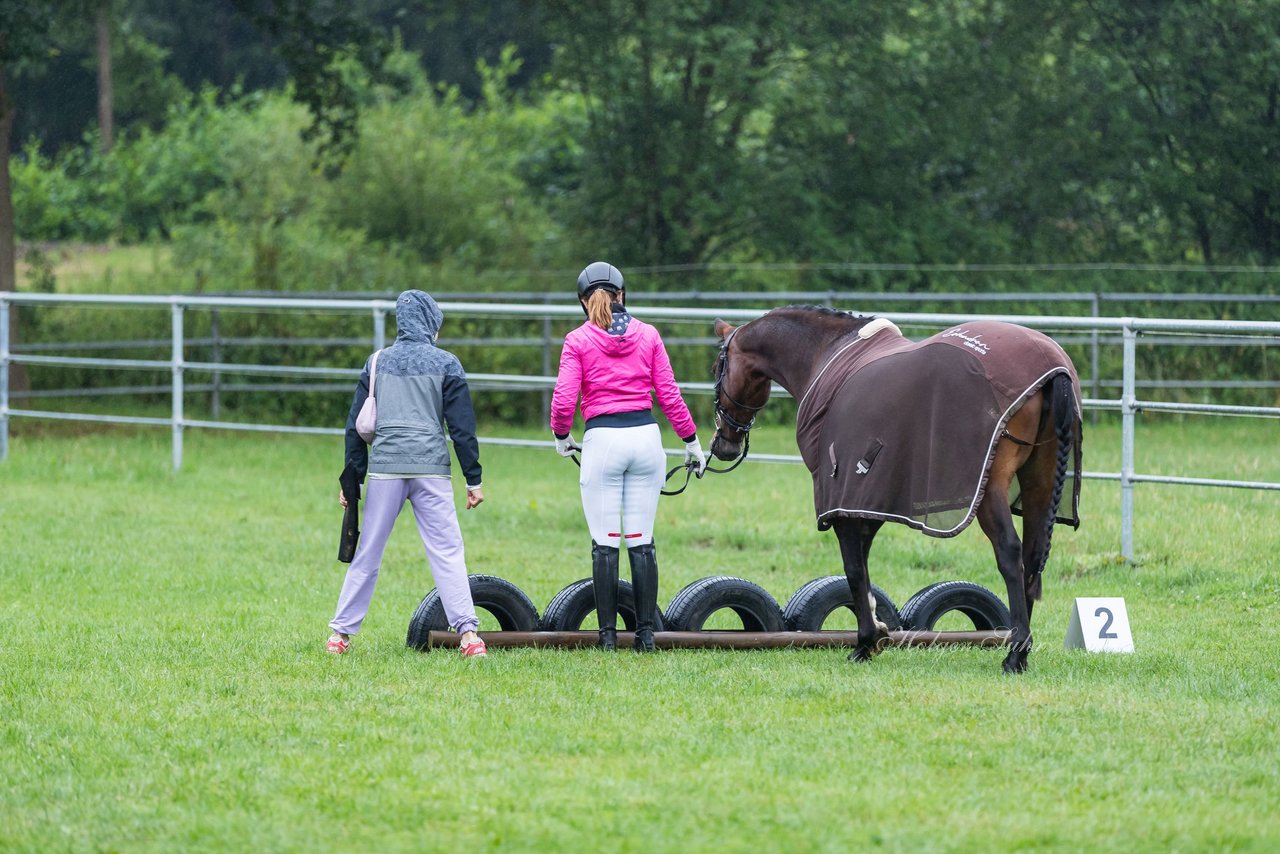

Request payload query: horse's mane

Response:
[772,304,876,330]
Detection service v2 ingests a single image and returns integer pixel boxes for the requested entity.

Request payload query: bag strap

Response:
[368,350,381,396]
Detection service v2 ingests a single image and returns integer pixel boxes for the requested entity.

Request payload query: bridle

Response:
[709,325,767,473]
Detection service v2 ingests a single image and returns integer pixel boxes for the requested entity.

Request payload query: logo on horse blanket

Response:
[795,320,1081,536]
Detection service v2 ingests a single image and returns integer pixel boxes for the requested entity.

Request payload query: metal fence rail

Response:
[12,329,1280,403]
[11,289,1280,409]
[4,292,1279,560]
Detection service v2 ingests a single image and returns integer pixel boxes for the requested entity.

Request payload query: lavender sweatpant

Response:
[330,477,479,636]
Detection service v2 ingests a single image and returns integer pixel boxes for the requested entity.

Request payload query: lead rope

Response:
[566,431,749,497]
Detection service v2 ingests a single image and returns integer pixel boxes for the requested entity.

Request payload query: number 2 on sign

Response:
[1094,606,1118,639]
[1065,597,1134,653]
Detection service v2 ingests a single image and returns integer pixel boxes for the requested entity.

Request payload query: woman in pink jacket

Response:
[551,261,706,651]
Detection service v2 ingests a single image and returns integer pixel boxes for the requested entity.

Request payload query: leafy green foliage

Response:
[542,0,829,265]
[8,141,113,239]
[11,1,1280,271]
[12,87,252,241]
[327,97,542,267]
[228,0,401,168]
[0,1,75,67]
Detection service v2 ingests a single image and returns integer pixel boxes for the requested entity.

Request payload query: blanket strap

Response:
[1000,428,1052,448]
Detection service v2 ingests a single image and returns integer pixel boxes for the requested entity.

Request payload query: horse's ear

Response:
[714,319,736,340]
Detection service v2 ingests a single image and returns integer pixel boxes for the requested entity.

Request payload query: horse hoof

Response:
[847,647,876,664]
[1002,654,1028,674]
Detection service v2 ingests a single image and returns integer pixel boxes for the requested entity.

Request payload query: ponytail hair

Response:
[584,288,621,329]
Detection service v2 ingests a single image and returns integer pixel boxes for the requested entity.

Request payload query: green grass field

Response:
[3,418,1279,852]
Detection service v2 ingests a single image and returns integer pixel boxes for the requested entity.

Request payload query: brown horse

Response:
[710,306,1082,673]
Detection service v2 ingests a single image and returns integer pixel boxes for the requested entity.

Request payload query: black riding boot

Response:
[591,542,619,650]
[629,543,659,652]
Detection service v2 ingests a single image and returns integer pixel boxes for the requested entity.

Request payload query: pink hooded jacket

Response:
[551,316,697,440]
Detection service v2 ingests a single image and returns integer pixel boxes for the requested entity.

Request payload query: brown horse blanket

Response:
[794,320,1081,536]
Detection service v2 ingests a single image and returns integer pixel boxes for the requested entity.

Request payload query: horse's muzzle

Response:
[710,434,740,461]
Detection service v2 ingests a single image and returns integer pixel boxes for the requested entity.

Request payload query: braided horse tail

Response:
[1026,372,1076,601]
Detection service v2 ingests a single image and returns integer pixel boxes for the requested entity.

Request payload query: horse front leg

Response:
[833,518,886,663]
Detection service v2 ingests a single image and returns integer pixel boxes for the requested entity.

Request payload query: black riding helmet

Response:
[576,261,624,301]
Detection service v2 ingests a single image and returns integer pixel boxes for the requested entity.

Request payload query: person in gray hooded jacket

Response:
[327,290,488,657]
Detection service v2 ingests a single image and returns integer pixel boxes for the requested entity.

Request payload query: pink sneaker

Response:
[326,634,351,655]
[460,638,488,658]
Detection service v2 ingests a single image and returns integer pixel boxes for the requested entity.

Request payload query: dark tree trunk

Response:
[0,62,28,392]
[97,1,114,153]
[1,65,16,296]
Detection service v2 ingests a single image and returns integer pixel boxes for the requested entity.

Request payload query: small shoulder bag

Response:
[355,350,381,442]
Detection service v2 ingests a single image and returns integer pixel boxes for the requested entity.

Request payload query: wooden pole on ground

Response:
[425,629,1010,650]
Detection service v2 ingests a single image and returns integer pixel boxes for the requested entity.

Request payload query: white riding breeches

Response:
[578,424,666,548]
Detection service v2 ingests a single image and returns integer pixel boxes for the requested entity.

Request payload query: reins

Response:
[659,430,753,494]
[566,448,742,496]
[560,323,761,497]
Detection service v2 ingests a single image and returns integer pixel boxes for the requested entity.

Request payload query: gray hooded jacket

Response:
[344,290,482,486]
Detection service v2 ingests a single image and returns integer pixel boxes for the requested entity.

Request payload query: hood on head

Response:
[395,289,443,343]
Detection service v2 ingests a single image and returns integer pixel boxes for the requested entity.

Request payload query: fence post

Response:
[0,299,8,462]
[1120,321,1137,560]
[373,307,386,350]
[172,301,185,471]
[210,309,222,419]
[1090,293,1101,424]
[541,294,552,425]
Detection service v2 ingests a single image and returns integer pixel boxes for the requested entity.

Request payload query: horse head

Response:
[710,319,772,462]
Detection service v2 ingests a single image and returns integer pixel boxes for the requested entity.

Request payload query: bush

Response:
[324,93,567,271]
[12,88,251,242]
[10,141,116,240]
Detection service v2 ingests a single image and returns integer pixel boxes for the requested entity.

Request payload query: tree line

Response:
[2,0,1278,306]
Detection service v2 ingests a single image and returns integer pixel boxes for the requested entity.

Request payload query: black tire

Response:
[897,580,1012,631]
[782,576,903,632]
[664,576,786,632]
[539,578,667,632]
[406,574,541,650]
